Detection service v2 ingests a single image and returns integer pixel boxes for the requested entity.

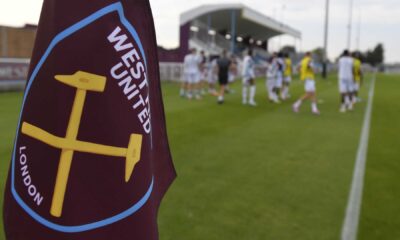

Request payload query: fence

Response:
[1,59,273,91]
[159,62,184,82]
[0,58,29,91]
[159,61,267,82]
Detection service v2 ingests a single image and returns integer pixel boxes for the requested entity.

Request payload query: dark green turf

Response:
[0,92,22,239]
[0,73,379,240]
[358,74,400,239]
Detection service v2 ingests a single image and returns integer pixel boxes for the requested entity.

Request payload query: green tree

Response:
[311,47,324,64]
[280,45,296,55]
[365,43,384,66]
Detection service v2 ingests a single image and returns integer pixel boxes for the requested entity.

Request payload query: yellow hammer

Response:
[21,71,142,217]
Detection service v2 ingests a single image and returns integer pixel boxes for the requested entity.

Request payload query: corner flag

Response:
[2,0,176,239]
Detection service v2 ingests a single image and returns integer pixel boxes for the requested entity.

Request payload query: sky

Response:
[0,0,399,62]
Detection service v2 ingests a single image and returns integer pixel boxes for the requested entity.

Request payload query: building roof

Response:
[180,4,301,40]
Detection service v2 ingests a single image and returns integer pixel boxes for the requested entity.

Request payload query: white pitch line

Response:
[341,75,376,240]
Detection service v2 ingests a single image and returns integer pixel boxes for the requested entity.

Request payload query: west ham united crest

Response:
[7,2,163,234]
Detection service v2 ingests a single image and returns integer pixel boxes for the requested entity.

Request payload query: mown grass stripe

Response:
[341,75,376,240]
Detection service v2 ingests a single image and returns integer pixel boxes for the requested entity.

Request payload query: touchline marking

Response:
[341,75,376,240]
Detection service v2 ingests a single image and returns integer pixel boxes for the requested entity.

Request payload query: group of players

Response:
[337,50,363,112]
[180,48,293,106]
[292,49,363,114]
[180,48,238,103]
[180,47,363,115]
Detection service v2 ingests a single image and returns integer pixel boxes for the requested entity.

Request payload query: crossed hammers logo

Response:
[21,71,143,217]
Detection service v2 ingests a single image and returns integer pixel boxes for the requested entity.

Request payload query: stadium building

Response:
[158,3,301,81]
[158,3,301,62]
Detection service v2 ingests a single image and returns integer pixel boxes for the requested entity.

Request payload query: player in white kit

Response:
[282,53,293,100]
[242,49,257,106]
[180,50,191,97]
[352,52,363,103]
[208,56,219,96]
[198,50,208,95]
[183,48,201,100]
[228,55,237,83]
[266,53,279,103]
[273,52,285,103]
[292,52,320,115]
[338,50,355,112]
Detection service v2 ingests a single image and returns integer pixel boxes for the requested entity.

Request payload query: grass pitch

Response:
[358,74,400,239]
[0,73,399,239]
[0,92,23,239]
[157,75,367,240]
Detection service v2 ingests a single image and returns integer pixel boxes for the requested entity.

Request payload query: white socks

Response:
[243,85,256,105]
[282,87,289,99]
[311,102,318,112]
[249,86,256,104]
[344,95,354,110]
[242,85,248,104]
[294,100,319,114]
[294,100,302,109]
[345,95,351,105]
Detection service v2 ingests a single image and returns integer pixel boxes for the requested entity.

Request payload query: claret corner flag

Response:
[2,0,176,239]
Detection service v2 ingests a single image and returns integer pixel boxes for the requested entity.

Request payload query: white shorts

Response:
[284,76,292,84]
[339,78,355,93]
[275,76,283,88]
[208,72,217,84]
[186,72,200,84]
[304,79,316,92]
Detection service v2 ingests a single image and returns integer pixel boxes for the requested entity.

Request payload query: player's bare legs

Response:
[281,82,290,100]
[180,81,187,97]
[340,92,353,112]
[187,82,193,100]
[194,82,202,100]
[293,91,320,115]
[218,84,226,104]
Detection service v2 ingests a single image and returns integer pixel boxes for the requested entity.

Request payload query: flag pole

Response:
[347,0,354,49]
[322,0,330,79]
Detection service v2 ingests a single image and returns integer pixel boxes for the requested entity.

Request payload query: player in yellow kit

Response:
[292,52,320,115]
[352,52,363,103]
[282,53,292,100]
